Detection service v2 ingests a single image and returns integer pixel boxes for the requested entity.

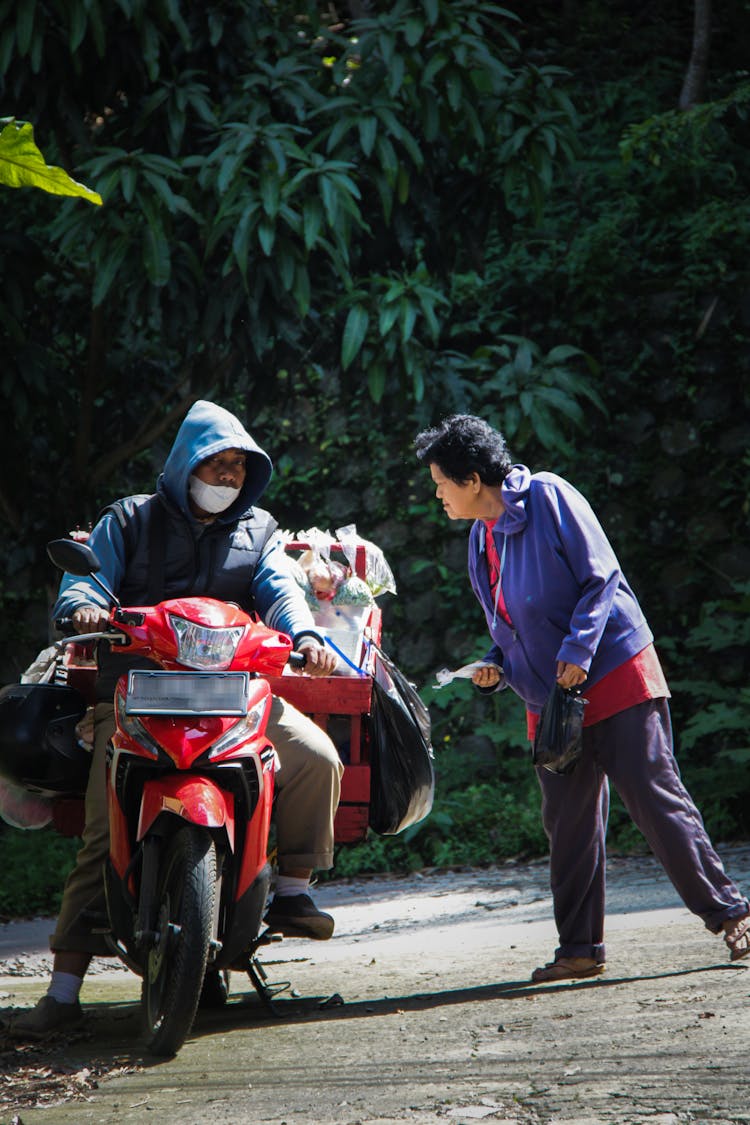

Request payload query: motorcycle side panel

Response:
[235,756,275,900]
[108,781,133,883]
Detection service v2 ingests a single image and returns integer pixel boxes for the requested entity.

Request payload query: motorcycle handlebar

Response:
[55,617,307,667]
[53,619,126,648]
[54,631,124,648]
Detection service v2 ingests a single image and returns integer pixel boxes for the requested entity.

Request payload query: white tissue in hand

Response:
[433,661,502,688]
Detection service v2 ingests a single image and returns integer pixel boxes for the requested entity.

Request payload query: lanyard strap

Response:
[491,533,507,629]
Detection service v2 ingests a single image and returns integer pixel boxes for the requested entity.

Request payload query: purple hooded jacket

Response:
[469,466,653,713]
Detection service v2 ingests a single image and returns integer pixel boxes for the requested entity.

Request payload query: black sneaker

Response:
[264,893,334,940]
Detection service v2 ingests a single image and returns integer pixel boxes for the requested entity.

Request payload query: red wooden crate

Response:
[267,605,380,845]
[268,540,381,844]
[62,643,97,703]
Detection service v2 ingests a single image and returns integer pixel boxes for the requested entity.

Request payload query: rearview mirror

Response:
[47,539,101,576]
[46,538,120,609]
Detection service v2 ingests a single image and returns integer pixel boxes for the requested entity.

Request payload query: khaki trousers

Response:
[51,696,342,955]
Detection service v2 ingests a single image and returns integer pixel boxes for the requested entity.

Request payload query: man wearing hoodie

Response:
[13,400,343,1036]
[415,413,750,983]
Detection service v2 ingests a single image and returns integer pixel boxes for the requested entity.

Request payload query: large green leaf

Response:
[69,2,87,53]
[231,203,259,281]
[0,120,102,205]
[139,196,171,286]
[292,262,311,316]
[400,300,418,344]
[92,236,131,307]
[260,171,280,219]
[302,197,324,250]
[367,362,387,403]
[341,305,370,370]
[258,219,276,257]
[278,243,296,291]
[378,301,401,337]
[15,0,36,57]
[358,115,378,157]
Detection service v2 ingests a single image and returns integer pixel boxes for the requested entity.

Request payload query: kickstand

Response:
[241,930,291,1015]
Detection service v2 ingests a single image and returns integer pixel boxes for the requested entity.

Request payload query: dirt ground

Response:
[1,843,749,1125]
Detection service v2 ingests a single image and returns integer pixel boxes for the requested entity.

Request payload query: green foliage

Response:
[0,827,79,919]
[620,79,750,191]
[457,336,603,455]
[664,581,750,841]
[1,0,749,903]
[0,118,102,203]
[334,742,547,878]
[0,0,582,562]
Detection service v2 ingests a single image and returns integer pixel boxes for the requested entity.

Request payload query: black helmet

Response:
[0,682,91,796]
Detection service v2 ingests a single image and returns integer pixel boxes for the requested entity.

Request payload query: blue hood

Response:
[496,464,533,536]
[158,400,273,520]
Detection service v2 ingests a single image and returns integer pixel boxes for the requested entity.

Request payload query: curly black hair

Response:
[414,415,513,485]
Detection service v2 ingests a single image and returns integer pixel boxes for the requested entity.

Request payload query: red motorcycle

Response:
[40,537,304,1055]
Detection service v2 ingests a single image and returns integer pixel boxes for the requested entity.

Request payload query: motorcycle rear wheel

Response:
[141,825,217,1056]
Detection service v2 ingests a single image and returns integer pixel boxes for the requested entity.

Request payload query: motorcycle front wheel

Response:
[141,825,217,1056]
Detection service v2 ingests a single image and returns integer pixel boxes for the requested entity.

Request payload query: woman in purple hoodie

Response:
[415,414,749,981]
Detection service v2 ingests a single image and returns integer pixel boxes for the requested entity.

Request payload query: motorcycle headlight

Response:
[115,692,161,759]
[169,614,245,670]
[208,699,269,760]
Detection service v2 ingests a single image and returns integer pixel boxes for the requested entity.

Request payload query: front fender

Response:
[137,775,235,851]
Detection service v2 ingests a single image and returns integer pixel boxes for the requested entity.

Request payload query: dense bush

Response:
[1,1,749,915]
[0,828,78,921]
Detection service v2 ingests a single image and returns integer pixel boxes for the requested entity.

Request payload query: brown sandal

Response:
[531,956,605,983]
[723,915,750,962]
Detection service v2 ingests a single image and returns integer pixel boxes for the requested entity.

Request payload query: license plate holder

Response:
[125,670,250,716]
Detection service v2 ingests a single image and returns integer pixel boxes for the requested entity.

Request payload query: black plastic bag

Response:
[367,646,434,835]
[532,684,587,774]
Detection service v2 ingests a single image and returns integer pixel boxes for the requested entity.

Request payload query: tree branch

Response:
[130,368,197,447]
[679,0,712,110]
[90,389,203,485]
[87,348,239,489]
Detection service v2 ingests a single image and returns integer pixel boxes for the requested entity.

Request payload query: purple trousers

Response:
[537,698,749,962]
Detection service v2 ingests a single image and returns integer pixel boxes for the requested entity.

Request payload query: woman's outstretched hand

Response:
[472,664,503,689]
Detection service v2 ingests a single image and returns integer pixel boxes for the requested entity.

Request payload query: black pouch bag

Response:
[367,645,434,835]
[532,684,587,774]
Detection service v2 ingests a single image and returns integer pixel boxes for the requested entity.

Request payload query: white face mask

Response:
[189,475,241,514]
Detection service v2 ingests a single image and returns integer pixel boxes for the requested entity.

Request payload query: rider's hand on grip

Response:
[72,604,111,634]
[291,641,336,677]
